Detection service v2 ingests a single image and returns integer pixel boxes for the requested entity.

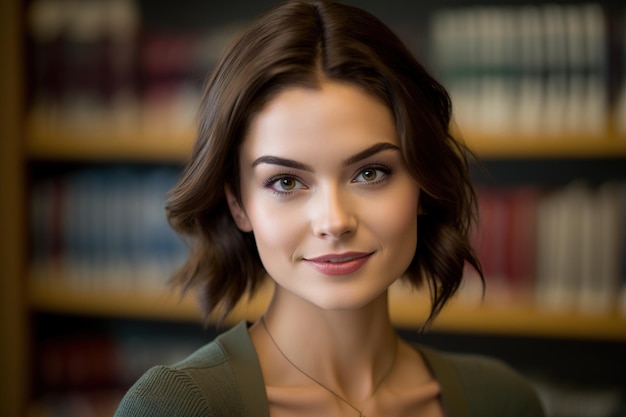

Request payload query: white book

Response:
[577,184,598,313]
[541,5,568,135]
[578,183,621,313]
[535,191,559,309]
[536,184,589,311]
[580,4,608,136]
[517,6,544,136]
[563,5,586,136]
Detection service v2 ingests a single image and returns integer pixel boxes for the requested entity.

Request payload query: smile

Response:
[304,252,373,276]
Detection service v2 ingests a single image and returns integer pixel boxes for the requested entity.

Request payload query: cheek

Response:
[245,199,304,257]
[371,186,420,253]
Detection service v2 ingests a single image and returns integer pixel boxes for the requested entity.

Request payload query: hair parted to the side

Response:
[166,0,483,327]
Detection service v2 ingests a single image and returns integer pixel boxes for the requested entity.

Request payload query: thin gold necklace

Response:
[260,315,398,417]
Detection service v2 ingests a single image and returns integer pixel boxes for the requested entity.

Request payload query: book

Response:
[30,167,187,292]
[428,4,611,139]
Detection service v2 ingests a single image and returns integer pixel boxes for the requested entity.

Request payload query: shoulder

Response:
[114,323,251,417]
[419,346,545,417]
[446,352,544,415]
[114,364,213,417]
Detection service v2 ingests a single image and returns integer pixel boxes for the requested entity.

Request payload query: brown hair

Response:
[166,0,483,326]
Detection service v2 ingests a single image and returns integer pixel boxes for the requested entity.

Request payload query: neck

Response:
[254,286,398,402]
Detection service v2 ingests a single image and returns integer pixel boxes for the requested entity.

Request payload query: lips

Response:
[304,252,373,276]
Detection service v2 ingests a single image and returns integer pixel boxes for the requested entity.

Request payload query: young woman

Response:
[115,1,545,416]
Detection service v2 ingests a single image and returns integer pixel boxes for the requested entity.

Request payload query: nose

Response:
[310,185,357,239]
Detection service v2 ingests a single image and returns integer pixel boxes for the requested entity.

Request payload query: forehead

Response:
[242,81,398,159]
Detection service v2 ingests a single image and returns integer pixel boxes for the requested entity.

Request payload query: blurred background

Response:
[1,0,626,416]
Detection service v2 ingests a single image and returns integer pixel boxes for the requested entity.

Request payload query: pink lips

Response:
[304,252,373,276]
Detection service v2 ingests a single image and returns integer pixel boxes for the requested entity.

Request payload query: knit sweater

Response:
[115,321,545,417]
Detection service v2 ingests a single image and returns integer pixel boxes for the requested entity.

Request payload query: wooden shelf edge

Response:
[394,299,626,341]
[27,281,274,325]
[29,283,202,322]
[24,122,626,161]
[462,132,626,158]
[28,282,626,341]
[25,124,195,162]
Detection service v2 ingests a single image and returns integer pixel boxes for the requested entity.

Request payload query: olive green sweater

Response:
[115,321,545,417]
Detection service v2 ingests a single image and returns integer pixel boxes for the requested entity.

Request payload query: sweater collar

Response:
[216,320,470,417]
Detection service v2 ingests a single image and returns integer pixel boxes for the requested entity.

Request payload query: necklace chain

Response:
[260,316,397,417]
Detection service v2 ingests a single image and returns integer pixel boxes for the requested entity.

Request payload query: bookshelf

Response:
[22,127,626,339]
[461,132,626,158]
[26,125,196,162]
[6,0,626,416]
[28,279,626,341]
[24,126,626,161]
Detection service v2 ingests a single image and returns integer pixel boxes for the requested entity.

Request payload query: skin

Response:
[226,81,443,417]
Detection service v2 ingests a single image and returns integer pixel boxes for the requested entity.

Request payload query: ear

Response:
[225,186,253,232]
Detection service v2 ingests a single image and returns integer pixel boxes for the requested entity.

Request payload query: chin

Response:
[306,287,389,312]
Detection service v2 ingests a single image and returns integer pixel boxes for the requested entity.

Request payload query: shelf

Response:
[461,131,626,159]
[25,123,196,163]
[27,280,272,324]
[25,122,626,162]
[394,296,626,341]
[28,281,626,341]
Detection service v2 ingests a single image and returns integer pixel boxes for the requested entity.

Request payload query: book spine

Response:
[428,4,611,139]
[31,168,186,291]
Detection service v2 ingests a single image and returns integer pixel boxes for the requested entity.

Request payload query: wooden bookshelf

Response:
[25,122,626,161]
[462,132,626,159]
[13,1,626,415]
[26,123,196,162]
[393,297,626,341]
[28,280,626,341]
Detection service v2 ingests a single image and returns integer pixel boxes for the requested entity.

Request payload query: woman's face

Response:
[227,81,420,311]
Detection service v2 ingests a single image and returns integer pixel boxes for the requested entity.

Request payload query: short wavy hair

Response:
[166,0,483,326]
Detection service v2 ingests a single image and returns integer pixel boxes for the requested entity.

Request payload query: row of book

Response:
[32,329,208,417]
[30,167,187,291]
[26,0,245,136]
[428,4,617,137]
[470,182,626,315]
[37,331,205,391]
[26,0,626,141]
[30,167,626,314]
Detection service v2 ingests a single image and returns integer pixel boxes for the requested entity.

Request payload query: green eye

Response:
[265,175,306,195]
[353,165,391,184]
[361,169,377,181]
[279,178,297,190]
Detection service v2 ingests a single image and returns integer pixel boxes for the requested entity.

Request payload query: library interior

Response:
[1,0,626,416]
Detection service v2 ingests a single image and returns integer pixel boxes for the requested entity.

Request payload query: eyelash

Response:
[263,163,393,197]
[352,163,392,185]
[263,172,305,197]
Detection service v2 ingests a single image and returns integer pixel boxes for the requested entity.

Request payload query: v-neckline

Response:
[216,321,470,417]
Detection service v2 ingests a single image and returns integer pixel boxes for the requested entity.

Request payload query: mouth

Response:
[303,252,374,276]
[305,252,372,262]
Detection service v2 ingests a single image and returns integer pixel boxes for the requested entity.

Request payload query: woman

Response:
[115,1,545,416]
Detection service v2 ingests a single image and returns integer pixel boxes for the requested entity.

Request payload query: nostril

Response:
[310,188,357,238]
[313,215,357,239]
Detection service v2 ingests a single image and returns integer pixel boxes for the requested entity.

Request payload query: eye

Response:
[266,176,306,193]
[353,166,390,184]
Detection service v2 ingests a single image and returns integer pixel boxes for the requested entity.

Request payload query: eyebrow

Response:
[251,142,400,171]
[343,142,400,166]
